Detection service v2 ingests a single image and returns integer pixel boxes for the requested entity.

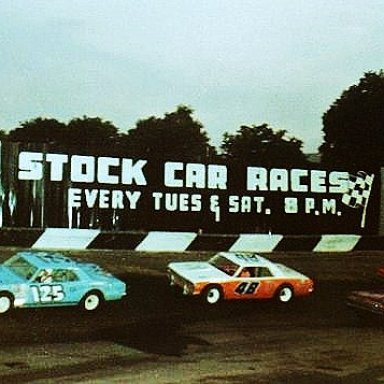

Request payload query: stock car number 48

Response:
[0,251,126,314]
[167,252,314,304]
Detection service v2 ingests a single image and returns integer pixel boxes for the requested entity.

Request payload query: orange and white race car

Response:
[167,252,314,304]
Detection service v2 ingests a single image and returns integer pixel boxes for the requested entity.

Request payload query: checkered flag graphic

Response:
[342,171,374,208]
[342,171,374,228]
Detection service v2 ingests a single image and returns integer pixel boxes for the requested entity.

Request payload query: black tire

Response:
[0,293,13,314]
[81,291,103,311]
[275,285,294,303]
[203,286,223,304]
[169,273,176,287]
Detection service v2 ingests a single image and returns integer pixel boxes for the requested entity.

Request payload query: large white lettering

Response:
[18,152,44,180]
[71,155,95,183]
[68,188,141,209]
[46,154,68,181]
[164,162,227,189]
[152,192,202,212]
[18,152,147,185]
[19,151,353,219]
[228,195,266,213]
[247,167,349,193]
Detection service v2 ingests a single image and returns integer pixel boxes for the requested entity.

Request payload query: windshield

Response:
[4,255,38,280]
[209,254,240,276]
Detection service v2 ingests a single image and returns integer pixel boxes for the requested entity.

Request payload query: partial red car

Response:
[377,266,384,280]
[347,289,384,316]
[346,265,384,316]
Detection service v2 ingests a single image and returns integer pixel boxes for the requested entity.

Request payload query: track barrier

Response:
[0,228,382,252]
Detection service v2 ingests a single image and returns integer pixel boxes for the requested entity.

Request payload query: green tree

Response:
[220,124,307,167]
[8,117,67,143]
[0,129,8,141]
[66,116,121,153]
[122,105,216,161]
[8,116,121,154]
[320,70,384,170]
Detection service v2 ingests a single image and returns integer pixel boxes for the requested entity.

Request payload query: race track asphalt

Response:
[0,249,383,383]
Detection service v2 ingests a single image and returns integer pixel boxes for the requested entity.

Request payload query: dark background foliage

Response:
[1,71,384,234]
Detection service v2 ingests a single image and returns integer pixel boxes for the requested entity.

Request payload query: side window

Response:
[239,268,257,278]
[51,269,79,283]
[66,270,79,282]
[257,267,273,277]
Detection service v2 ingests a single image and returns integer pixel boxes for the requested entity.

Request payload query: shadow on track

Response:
[100,320,211,356]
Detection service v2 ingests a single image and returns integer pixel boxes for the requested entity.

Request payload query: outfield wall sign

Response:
[18,152,349,214]
[0,143,376,233]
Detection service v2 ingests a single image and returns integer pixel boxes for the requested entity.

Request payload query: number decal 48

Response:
[235,282,259,295]
[31,285,65,303]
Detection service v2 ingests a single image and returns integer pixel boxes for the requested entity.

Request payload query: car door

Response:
[50,268,85,304]
[231,267,274,299]
[229,267,260,299]
[29,268,66,306]
[29,268,82,306]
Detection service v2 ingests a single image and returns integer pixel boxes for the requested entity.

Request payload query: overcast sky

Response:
[1,1,383,153]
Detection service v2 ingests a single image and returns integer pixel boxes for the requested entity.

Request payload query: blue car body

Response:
[0,251,126,313]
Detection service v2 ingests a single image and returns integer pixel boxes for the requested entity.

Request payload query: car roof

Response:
[14,251,75,269]
[217,252,275,268]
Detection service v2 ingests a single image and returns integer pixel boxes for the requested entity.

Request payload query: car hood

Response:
[168,261,228,283]
[0,266,24,285]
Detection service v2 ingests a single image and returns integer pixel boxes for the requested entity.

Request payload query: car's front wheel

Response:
[276,286,294,303]
[82,292,102,311]
[0,294,13,314]
[169,273,176,286]
[203,286,222,304]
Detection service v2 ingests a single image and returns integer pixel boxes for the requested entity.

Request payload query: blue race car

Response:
[0,251,127,314]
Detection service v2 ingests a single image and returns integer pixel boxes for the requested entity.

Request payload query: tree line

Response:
[1,70,384,171]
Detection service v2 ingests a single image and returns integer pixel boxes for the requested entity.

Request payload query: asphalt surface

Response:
[0,249,383,383]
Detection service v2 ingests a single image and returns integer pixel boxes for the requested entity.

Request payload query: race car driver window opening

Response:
[239,268,253,278]
[35,269,53,283]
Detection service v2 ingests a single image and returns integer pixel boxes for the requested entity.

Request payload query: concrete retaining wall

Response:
[1,228,384,252]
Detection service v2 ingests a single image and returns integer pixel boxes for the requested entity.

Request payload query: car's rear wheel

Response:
[82,292,102,311]
[0,294,13,314]
[276,286,294,303]
[203,286,222,304]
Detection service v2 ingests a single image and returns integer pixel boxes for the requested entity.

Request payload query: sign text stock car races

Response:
[17,151,350,221]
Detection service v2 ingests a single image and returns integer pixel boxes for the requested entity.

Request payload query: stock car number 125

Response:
[0,251,127,314]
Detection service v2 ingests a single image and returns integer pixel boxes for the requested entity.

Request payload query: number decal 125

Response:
[31,285,65,303]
